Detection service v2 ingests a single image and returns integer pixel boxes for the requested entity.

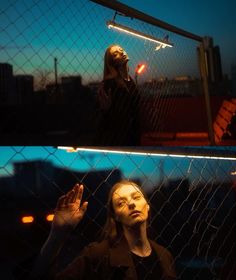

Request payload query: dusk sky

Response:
[119,0,236,76]
[1,0,235,84]
[0,147,235,193]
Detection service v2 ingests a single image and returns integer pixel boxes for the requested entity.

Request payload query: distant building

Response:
[211,45,223,83]
[0,63,15,104]
[0,159,122,199]
[174,76,191,81]
[61,75,83,99]
[15,74,34,104]
[197,37,223,89]
[61,75,82,86]
[87,81,101,95]
[45,83,58,104]
[61,75,91,104]
[140,76,201,96]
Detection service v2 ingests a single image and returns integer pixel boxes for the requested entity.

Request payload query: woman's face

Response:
[109,45,129,66]
[112,184,149,228]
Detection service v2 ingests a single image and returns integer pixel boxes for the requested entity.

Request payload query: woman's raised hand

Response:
[51,184,88,234]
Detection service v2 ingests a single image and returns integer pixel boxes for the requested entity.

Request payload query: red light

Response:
[136,64,146,74]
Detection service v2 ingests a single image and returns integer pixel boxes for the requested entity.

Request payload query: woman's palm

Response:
[52,184,88,232]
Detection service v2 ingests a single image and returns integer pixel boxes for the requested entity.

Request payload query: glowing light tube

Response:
[107,20,173,48]
[136,64,146,74]
[57,147,236,161]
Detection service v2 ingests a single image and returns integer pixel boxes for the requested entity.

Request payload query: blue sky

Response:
[0,0,235,83]
[119,0,236,76]
[0,147,235,193]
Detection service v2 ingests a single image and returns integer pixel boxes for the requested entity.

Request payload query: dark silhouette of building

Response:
[0,63,35,104]
[15,74,34,104]
[61,75,92,104]
[0,159,122,200]
[0,63,15,104]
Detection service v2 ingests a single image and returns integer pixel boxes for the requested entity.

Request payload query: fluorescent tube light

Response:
[107,20,173,48]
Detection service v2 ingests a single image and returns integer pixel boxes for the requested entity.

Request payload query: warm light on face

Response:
[107,21,173,48]
[112,184,149,227]
[21,216,34,224]
[46,214,54,222]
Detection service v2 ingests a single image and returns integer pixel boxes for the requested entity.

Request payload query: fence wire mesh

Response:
[0,146,235,279]
[0,0,217,145]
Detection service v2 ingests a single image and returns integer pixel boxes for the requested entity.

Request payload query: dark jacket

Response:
[97,77,140,145]
[56,237,176,280]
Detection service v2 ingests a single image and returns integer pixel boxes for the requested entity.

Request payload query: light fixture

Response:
[57,146,79,152]
[107,20,173,48]
[57,147,236,161]
[136,64,146,74]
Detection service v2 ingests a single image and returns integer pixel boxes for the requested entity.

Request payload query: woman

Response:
[96,45,141,145]
[31,181,176,279]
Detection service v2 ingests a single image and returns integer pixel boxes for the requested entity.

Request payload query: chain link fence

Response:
[0,146,235,279]
[1,0,232,145]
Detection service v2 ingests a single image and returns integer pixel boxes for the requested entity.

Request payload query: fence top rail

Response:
[90,0,203,42]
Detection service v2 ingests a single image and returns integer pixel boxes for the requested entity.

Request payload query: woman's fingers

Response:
[56,184,85,210]
[66,187,77,204]
[56,195,66,209]
[74,184,84,203]
[73,184,81,202]
[79,201,88,216]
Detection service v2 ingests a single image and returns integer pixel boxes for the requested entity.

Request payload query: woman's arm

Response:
[30,184,88,279]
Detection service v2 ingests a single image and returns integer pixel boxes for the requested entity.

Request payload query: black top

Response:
[97,77,140,145]
[132,249,164,280]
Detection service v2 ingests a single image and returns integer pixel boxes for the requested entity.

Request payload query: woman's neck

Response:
[123,223,151,257]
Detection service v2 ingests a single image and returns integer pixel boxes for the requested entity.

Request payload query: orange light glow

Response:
[46,214,54,222]
[21,216,34,224]
[57,146,79,152]
[137,64,145,74]
[136,64,146,75]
